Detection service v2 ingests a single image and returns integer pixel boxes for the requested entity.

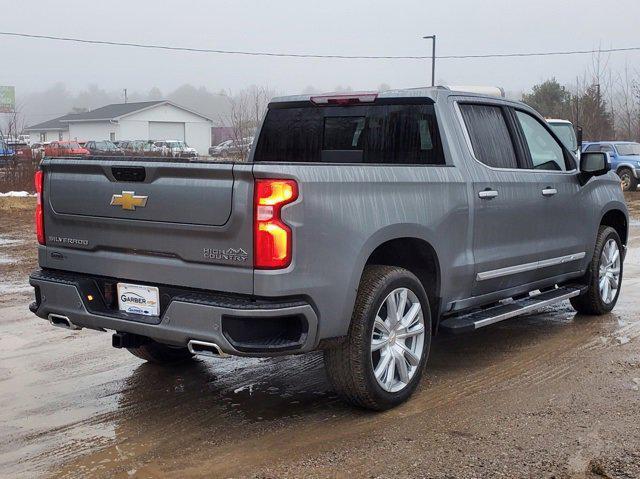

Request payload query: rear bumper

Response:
[29,269,319,357]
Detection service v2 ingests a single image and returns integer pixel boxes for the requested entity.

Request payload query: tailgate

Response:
[41,158,254,294]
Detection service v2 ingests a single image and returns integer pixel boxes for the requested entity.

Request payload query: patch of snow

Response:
[0,191,35,197]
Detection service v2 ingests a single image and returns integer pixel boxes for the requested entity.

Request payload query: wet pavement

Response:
[1,199,640,478]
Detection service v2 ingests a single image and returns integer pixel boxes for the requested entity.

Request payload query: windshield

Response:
[616,143,640,156]
[548,123,577,151]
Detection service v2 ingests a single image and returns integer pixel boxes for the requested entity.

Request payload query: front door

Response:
[511,108,587,279]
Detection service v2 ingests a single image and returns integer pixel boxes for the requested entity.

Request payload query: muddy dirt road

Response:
[1,196,640,478]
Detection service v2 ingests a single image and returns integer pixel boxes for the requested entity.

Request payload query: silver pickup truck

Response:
[29,87,628,410]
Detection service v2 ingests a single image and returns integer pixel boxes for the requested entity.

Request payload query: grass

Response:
[0,196,37,212]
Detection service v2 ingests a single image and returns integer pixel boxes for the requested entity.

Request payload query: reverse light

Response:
[254,179,298,269]
[34,170,45,245]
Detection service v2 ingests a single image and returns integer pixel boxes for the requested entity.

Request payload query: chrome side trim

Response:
[476,259,539,281]
[476,252,586,281]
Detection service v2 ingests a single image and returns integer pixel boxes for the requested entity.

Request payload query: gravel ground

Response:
[0,194,639,479]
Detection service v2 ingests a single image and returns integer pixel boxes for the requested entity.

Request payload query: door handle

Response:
[478,189,498,199]
[542,188,557,197]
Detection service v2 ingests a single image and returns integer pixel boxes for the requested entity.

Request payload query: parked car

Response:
[582,141,640,191]
[5,140,32,162]
[30,88,628,410]
[0,139,15,166]
[31,142,49,161]
[154,140,198,158]
[209,139,233,156]
[209,137,253,158]
[84,140,125,156]
[547,119,580,158]
[44,141,90,157]
[119,140,158,156]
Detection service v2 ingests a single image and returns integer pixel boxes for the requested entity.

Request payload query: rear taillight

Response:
[254,179,298,269]
[34,170,45,245]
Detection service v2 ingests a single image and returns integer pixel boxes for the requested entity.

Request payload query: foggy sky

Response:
[2,0,640,114]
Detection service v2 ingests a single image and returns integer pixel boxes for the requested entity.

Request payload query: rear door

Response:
[456,101,548,297]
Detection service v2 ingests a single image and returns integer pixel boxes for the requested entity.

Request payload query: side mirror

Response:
[579,151,610,184]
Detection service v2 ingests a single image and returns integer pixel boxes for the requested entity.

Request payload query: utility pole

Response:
[423,35,436,86]
[123,88,128,104]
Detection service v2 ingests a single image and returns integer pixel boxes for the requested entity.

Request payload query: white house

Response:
[26,100,213,155]
[24,114,73,142]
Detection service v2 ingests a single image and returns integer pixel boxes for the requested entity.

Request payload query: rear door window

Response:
[459,104,518,169]
[254,103,444,165]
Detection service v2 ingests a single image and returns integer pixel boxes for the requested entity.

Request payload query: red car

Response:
[44,141,90,157]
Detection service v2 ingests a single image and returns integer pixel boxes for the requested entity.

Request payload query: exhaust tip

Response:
[187,340,229,358]
[48,314,82,330]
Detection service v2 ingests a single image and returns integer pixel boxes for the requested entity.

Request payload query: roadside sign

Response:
[0,86,15,113]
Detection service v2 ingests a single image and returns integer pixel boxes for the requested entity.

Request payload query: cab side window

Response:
[514,111,567,171]
[459,104,518,169]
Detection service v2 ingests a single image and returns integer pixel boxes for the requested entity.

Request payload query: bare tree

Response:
[219,85,276,160]
[0,102,27,142]
[614,62,638,140]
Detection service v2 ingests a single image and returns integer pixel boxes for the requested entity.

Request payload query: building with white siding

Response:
[26,100,213,155]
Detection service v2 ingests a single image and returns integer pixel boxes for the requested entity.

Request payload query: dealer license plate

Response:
[117,282,160,316]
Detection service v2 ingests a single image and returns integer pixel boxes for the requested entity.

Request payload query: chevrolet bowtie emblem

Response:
[110,191,148,211]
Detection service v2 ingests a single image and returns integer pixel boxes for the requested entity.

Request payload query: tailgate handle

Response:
[112,166,146,182]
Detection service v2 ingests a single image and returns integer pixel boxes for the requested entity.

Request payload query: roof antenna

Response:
[123,88,128,104]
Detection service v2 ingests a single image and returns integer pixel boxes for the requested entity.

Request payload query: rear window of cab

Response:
[254,103,445,165]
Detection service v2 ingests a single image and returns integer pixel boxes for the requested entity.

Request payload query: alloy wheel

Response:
[599,238,621,304]
[371,287,425,393]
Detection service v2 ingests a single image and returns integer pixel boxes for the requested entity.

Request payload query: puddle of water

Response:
[0,283,31,295]
[0,237,23,247]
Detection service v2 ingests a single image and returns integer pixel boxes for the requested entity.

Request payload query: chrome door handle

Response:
[478,190,498,199]
[542,188,557,196]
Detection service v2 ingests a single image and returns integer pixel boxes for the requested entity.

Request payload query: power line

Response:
[1,31,639,60]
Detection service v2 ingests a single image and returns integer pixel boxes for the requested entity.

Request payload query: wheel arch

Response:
[600,207,628,248]
[351,225,443,335]
[615,163,636,174]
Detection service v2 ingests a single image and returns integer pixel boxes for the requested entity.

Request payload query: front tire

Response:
[324,265,432,410]
[618,168,638,191]
[127,340,195,365]
[570,226,623,315]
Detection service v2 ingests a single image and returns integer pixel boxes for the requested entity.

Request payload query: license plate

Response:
[117,283,160,316]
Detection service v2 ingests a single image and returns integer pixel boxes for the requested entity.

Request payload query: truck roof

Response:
[270,86,521,106]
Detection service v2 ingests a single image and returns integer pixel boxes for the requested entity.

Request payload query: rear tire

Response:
[570,226,623,315]
[618,168,638,191]
[127,340,194,364]
[324,265,432,410]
